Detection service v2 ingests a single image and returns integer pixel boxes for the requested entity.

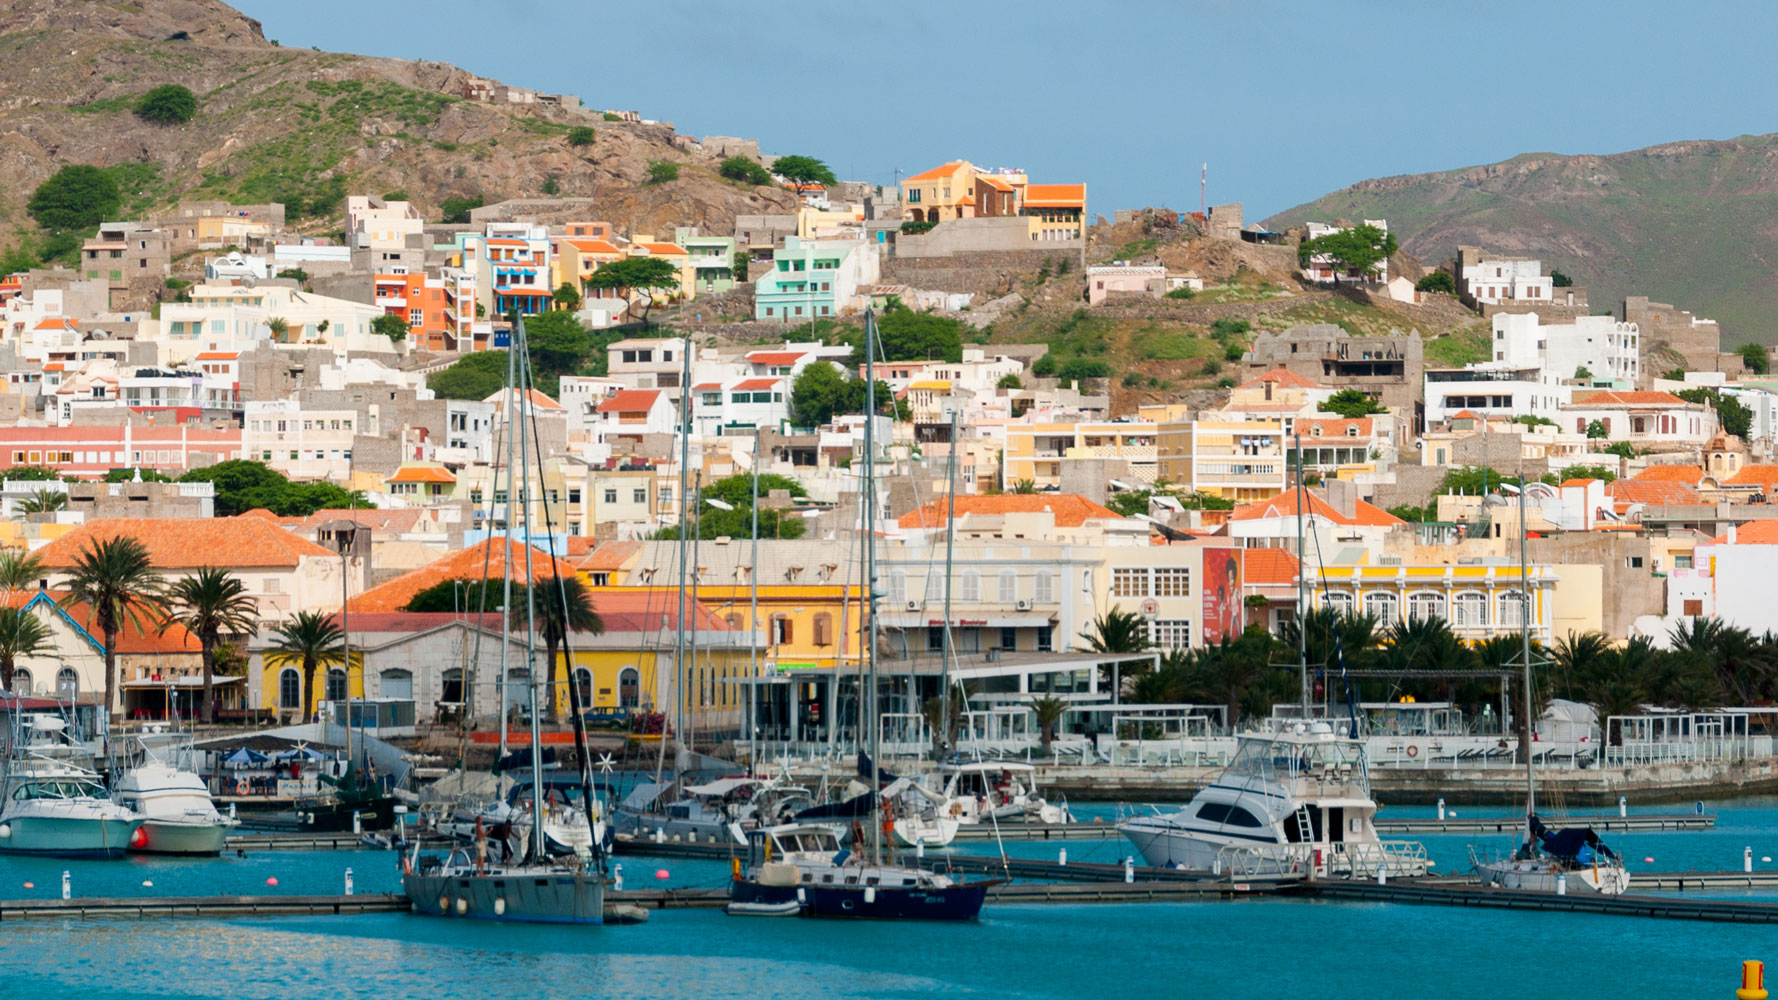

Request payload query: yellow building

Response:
[1155,418,1287,502]
[1309,563,1572,644]
[1002,420,1159,490]
[627,238,696,301]
[556,238,625,297]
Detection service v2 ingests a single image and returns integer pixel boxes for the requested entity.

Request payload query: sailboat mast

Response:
[938,410,958,756]
[516,317,547,863]
[748,428,760,755]
[1518,476,1535,828]
[1295,432,1308,721]
[673,339,693,774]
[498,334,518,761]
[863,310,882,863]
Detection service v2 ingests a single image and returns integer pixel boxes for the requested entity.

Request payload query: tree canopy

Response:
[656,472,813,541]
[1676,387,1752,439]
[133,84,198,125]
[1414,271,1455,294]
[440,195,482,224]
[427,349,509,400]
[871,307,963,363]
[719,156,773,185]
[27,165,121,235]
[177,460,367,517]
[1550,269,1574,288]
[1737,342,1769,375]
[1299,223,1398,281]
[771,155,838,187]
[370,313,408,343]
[788,363,902,427]
[586,256,681,327]
[1321,389,1385,419]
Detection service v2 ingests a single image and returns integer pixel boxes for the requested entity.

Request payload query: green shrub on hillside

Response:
[134,84,198,125]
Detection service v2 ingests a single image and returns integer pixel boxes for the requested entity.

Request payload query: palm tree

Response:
[0,548,44,596]
[0,606,51,693]
[1081,607,1150,654]
[60,536,166,715]
[267,611,346,723]
[163,567,260,724]
[267,316,290,342]
[525,576,604,722]
[15,488,67,517]
[1030,696,1069,751]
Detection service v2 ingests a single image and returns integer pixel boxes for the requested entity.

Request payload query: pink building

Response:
[0,425,240,478]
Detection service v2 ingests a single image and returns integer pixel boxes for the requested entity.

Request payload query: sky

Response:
[232,0,1778,222]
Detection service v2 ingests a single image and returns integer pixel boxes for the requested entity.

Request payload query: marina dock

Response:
[1373,812,1715,835]
[0,893,407,921]
[1294,881,1778,924]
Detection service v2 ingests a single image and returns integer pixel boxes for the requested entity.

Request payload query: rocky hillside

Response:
[1263,134,1778,341]
[0,0,795,248]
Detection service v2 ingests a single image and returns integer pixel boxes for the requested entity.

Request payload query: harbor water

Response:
[1,797,1775,999]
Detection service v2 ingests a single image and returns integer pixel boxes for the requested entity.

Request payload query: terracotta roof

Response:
[1298,417,1373,437]
[637,243,687,256]
[579,540,642,572]
[483,238,529,247]
[692,382,723,390]
[898,495,1121,529]
[41,363,64,372]
[1229,489,1404,528]
[1239,367,1320,389]
[6,591,202,655]
[239,508,283,521]
[1022,184,1086,207]
[193,351,239,361]
[484,387,565,411]
[1634,465,1704,485]
[732,377,779,391]
[746,351,808,365]
[1560,478,1599,488]
[1573,390,1689,406]
[583,589,734,633]
[563,239,621,254]
[1716,521,1778,545]
[596,389,664,414]
[956,194,977,207]
[1450,409,1483,420]
[284,508,425,534]
[1240,548,1300,586]
[33,317,76,331]
[1723,465,1778,487]
[979,176,1014,193]
[35,517,336,570]
[385,465,457,484]
[1605,479,1702,509]
[903,161,970,184]
[347,539,580,613]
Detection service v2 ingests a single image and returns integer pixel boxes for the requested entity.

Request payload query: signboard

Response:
[1201,547,1243,645]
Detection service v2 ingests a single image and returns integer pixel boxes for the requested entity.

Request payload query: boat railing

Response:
[1211,839,1428,880]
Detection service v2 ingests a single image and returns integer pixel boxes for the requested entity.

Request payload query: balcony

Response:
[374,295,407,308]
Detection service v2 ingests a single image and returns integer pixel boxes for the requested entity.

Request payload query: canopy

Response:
[275,745,328,763]
[222,747,271,768]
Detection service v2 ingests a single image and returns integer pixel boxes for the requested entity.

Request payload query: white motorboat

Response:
[0,715,142,858]
[928,762,1072,826]
[1118,723,1427,878]
[111,727,238,855]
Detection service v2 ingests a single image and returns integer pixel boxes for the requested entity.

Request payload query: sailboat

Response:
[727,309,997,920]
[402,314,610,923]
[1473,482,1630,895]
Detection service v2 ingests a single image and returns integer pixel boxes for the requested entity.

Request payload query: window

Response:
[1034,571,1055,604]
[1111,568,1148,598]
[1674,555,1693,569]
[618,667,639,709]
[604,489,618,504]
[1154,568,1190,598]
[772,616,794,645]
[1152,620,1191,649]
[380,669,413,701]
[1036,626,1053,652]
[1498,590,1527,628]
[813,612,833,646]
[1407,592,1446,623]
[279,669,301,709]
[326,668,348,703]
[1451,592,1489,628]
[573,668,593,708]
[998,570,1017,604]
[1363,592,1398,628]
[960,571,981,602]
[1683,599,1703,616]
[1323,592,1354,616]
[440,668,464,705]
[9,668,29,694]
[633,488,647,504]
[1626,556,1644,569]
[55,667,78,698]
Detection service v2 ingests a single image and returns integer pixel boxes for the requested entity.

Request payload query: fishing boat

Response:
[403,314,610,924]
[726,309,998,921]
[0,715,143,858]
[1474,483,1631,895]
[111,727,237,855]
[1118,722,1427,877]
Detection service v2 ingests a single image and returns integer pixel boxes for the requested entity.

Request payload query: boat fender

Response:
[0,823,10,839]
[1406,745,1418,758]
[494,898,506,916]
[731,858,742,882]
[438,896,449,913]
[236,779,249,796]
[863,887,875,904]
[455,897,468,915]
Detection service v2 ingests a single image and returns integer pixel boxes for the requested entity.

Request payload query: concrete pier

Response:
[0,893,406,921]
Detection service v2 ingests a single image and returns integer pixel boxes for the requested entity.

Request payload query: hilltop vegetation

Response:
[1264,134,1778,340]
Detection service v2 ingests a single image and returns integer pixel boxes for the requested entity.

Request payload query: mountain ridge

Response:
[1263,133,1778,341]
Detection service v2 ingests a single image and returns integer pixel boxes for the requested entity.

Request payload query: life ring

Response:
[1405,745,1419,758]
[236,779,249,796]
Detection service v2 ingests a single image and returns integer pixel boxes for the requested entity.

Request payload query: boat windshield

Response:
[1226,737,1367,785]
[12,780,106,800]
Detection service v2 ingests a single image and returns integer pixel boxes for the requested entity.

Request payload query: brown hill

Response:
[0,0,795,247]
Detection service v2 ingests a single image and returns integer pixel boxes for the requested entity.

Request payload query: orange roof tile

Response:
[284,509,425,534]
[1605,479,1703,509]
[897,495,1121,529]
[1560,478,1598,487]
[1450,409,1483,420]
[35,517,336,570]
[596,389,664,414]
[7,591,202,655]
[733,377,780,391]
[1634,465,1704,485]
[1239,367,1320,390]
[956,194,977,207]
[1240,547,1300,586]
[1573,390,1688,406]
[903,161,970,184]
[1298,417,1373,437]
[484,387,564,411]
[979,176,1014,192]
[1717,521,1778,544]
[1022,184,1086,207]
[193,351,239,361]
[579,540,642,572]
[385,465,457,484]
[347,539,579,613]
[637,243,687,256]
[564,239,622,254]
[746,351,808,365]
[33,317,76,331]
[1229,489,1404,528]
[1724,465,1778,487]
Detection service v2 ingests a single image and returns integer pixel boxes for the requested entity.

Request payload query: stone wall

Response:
[891,217,1083,263]
[1369,464,1447,510]
[881,253,1070,296]
[1088,289,1335,326]
[1625,295,1723,373]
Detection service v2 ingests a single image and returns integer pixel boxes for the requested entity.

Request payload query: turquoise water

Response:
[3,799,1777,998]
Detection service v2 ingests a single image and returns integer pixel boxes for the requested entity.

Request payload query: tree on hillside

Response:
[440,196,483,224]
[1677,387,1753,439]
[428,350,510,400]
[554,282,582,311]
[133,84,198,125]
[997,374,1022,390]
[789,361,852,428]
[771,155,838,187]
[1737,342,1769,375]
[1299,223,1398,283]
[176,460,365,517]
[1550,269,1574,288]
[874,307,964,363]
[27,165,121,236]
[522,309,595,394]
[566,126,596,147]
[1322,389,1385,419]
[1414,271,1455,294]
[719,156,773,185]
[370,313,408,344]
[587,257,681,328]
[60,537,166,715]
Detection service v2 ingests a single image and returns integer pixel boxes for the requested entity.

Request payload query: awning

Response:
[877,614,1057,629]
[121,676,245,689]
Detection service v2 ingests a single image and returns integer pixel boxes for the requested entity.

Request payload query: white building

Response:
[1301,220,1389,284]
[1423,364,1570,426]
[693,377,790,436]
[345,196,423,249]
[1492,312,1639,385]
[242,399,361,482]
[205,251,269,282]
[1461,253,1553,306]
[1557,390,1716,448]
[151,284,387,359]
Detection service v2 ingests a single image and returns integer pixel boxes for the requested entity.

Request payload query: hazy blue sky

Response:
[233,0,1778,220]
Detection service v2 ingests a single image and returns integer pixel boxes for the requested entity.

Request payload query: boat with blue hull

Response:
[727,823,994,921]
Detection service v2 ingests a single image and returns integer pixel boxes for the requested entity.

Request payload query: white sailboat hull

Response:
[891,816,959,848]
[1476,857,1630,895]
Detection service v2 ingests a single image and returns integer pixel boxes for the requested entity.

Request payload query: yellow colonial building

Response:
[1307,561,1601,643]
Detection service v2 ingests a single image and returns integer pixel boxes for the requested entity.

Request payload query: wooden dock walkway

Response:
[0,893,407,921]
[1374,812,1714,835]
[1294,881,1778,923]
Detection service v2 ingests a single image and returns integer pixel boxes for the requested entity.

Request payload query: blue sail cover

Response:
[1530,813,1618,863]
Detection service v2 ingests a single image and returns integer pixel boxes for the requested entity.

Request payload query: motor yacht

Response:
[111,727,238,855]
[1118,723,1427,878]
[0,715,142,858]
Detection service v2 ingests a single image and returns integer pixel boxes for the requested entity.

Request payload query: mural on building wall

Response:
[1202,547,1243,645]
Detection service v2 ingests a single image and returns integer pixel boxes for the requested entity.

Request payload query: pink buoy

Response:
[21,882,32,889]
[266,877,280,886]
[1642,857,1654,864]
[654,869,670,881]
